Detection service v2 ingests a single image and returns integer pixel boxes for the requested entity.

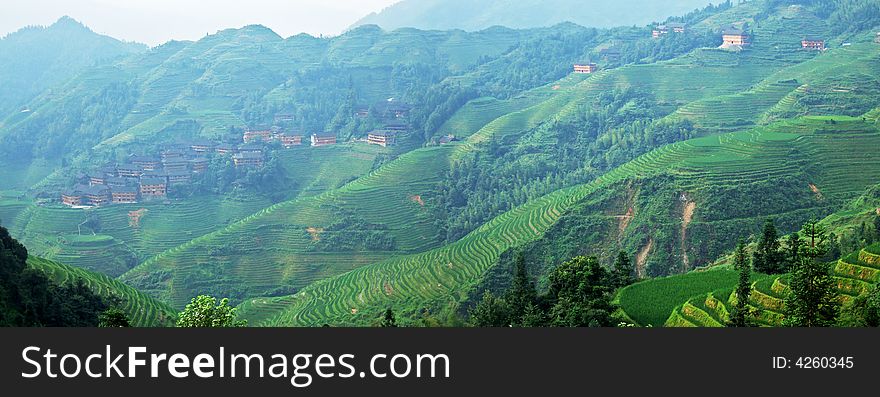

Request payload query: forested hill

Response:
[0,16,146,117]
[352,0,714,32]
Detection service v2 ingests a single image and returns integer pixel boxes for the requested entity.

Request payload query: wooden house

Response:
[367,130,397,147]
[573,63,598,74]
[110,186,138,204]
[311,133,337,147]
[140,178,167,197]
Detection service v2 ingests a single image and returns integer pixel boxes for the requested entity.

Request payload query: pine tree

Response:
[506,252,537,324]
[470,291,510,327]
[785,232,801,273]
[754,218,783,274]
[784,219,840,327]
[612,251,636,289]
[728,240,754,327]
[381,308,397,327]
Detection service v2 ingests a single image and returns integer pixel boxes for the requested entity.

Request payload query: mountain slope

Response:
[353,0,714,32]
[239,115,880,326]
[27,256,176,327]
[0,16,145,117]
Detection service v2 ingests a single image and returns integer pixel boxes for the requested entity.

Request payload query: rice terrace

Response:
[1,0,880,330]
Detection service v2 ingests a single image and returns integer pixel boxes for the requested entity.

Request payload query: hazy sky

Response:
[0,0,400,46]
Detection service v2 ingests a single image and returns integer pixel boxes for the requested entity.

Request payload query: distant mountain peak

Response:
[352,0,716,31]
[50,16,91,32]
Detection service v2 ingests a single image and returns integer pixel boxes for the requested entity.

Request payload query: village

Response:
[59,23,868,209]
[573,23,834,75]
[60,100,419,208]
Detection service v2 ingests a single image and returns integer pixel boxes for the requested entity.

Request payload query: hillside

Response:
[353,0,714,32]
[0,16,145,117]
[27,256,176,327]
[2,0,880,327]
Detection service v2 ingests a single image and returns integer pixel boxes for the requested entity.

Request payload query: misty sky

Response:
[0,0,401,45]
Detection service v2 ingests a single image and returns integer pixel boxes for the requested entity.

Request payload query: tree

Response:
[753,218,784,274]
[838,286,880,327]
[469,291,510,327]
[381,308,397,327]
[785,232,802,273]
[784,219,840,327]
[505,252,537,324]
[728,240,754,327]
[612,251,636,289]
[547,256,615,327]
[98,308,131,328]
[176,295,247,328]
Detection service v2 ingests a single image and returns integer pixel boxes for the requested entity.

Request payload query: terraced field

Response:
[239,117,880,326]
[663,244,880,327]
[27,256,176,327]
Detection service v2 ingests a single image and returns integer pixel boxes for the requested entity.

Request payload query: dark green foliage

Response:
[98,308,131,328]
[838,286,880,327]
[469,291,511,327]
[546,256,616,327]
[612,251,636,289]
[505,252,538,323]
[1,225,111,326]
[309,205,396,252]
[381,308,398,327]
[786,232,802,273]
[728,240,755,327]
[176,295,247,328]
[784,219,840,327]
[753,218,785,274]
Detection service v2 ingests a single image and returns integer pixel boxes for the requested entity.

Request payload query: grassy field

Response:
[616,270,741,327]
[27,256,176,327]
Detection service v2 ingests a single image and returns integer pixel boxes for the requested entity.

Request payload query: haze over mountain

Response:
[0,16,145,116]
[352,0,716,31]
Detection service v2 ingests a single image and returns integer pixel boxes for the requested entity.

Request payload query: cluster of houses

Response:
[61,140,221,207]
[573,24,834,74]
[59,101,415,208]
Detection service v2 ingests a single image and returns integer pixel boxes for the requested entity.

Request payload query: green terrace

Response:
[27,256,176,327]
[239,116,880,325]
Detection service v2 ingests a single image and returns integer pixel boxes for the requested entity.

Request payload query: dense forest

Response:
[0,225,112,326]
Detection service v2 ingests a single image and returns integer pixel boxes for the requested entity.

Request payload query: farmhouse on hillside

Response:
[573,63,598,74]
[110,186,138,204]
[311,133,337,147]
[367,130,397,147]
[720,27,750,49]
[233,151,264,167]
[652,22,685,38]
[190,140,215,153]
[278,132,304,148]
[117,164,143,178]
[62,184,112,207]
[801,36,825,50]
[140,178,167,198]
[243,129,273,143]
[190,157,209,173]
[131,156,160,171]
[88,174,106,186]
[215,144,237,155]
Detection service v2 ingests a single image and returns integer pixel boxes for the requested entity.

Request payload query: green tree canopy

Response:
[176,295,247,328]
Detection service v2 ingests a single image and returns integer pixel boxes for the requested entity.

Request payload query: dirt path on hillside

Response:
[616,207,634,237]
[636,238,654,278]
[409,195,425,206]
[681,197,696,273]
[809,183,824,200]
[306,227,324,241]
